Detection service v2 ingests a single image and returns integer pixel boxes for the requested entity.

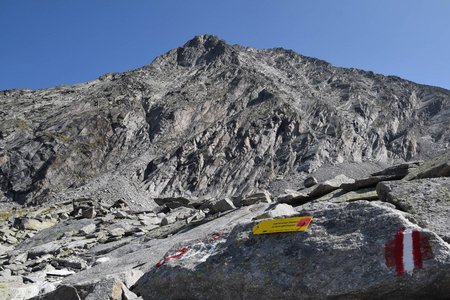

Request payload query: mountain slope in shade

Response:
[0,35,449,205]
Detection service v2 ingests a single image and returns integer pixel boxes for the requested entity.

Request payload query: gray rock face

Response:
[133,201,450,299]
[1,35,450,206]
[377,178,450,242]
[303,176,318,188]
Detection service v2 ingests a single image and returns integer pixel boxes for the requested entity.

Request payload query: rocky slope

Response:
[0,35,450,299]
[0,151,449,299]
[1,35,450,207]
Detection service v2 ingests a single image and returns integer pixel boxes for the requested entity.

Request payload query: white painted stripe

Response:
[403,228,414,274]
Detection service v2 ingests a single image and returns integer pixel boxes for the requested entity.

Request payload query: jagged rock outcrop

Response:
[1,34,450,206]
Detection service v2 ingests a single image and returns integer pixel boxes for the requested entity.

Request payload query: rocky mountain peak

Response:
[182,34,223,48]
[176,34,238,67]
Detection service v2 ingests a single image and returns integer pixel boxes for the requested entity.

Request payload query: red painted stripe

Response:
[420,234,433,260]
[394,228,405,276]
[155,247,189,268]
[412,230,423,269]
[384,239,396,268]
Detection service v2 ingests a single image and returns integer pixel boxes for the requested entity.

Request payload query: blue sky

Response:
[1,0,449,90]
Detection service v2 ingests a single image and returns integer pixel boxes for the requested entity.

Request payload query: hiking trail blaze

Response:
[385,228,433,276]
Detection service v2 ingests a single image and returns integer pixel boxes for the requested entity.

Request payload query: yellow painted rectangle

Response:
[252,216,313,235]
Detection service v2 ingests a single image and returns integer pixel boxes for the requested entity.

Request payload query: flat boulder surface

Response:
[377,178,450,242]
[133,201,450,299]
[60,204,269,290]
[404,151,450,180]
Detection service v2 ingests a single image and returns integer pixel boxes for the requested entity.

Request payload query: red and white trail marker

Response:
[385,228,433,276]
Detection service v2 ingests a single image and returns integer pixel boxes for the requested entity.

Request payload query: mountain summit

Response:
[0,35,449,205]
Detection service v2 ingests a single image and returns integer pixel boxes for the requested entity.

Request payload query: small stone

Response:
[200,198,236,214]
[139,216,161,226]
[54,257,88,269]
[276,189,308,204]
[254,203,297,220]
[13,218,56,231]
[46,268,76,277]
[115,211,128,218]
[95,257,111,265]
[304,176,318,188]
[160,215,177,226]
[110,199,129,210]
[4,263,25,273]
[65,238,96,250]
[14,252,28,264]
[241,190,272,206]
[170,207,196,221]
[309,174,355,198]
[72,199,97,219]
[6,235,18,244]
[79,223,96,235]
[28,242,61,258]
[187,210,206,223]
[101,214,116,222]
[108,228,125,237]
[23,271,47,284]
[59,212,70,220]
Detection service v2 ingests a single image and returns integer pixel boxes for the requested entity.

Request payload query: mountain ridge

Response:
[0,34,449,206]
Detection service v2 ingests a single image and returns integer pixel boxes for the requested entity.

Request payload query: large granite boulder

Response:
[377,177,450,242]
[133,201,450,299]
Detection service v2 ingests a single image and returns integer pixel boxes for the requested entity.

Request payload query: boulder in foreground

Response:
[133,201,450,299]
